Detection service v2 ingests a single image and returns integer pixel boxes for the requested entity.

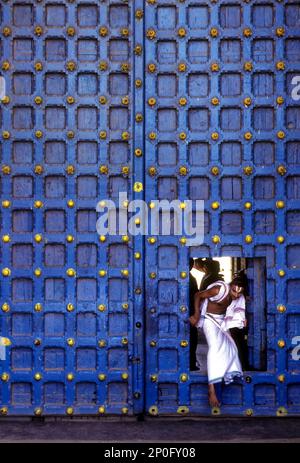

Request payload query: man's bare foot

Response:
[208,384,220,408]
[189,315,198,326]
[208,391,220,408]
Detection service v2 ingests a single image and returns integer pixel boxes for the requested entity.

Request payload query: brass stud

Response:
[276,61,285,71]
[150,340,157,347]
[1,373,9,382]
[212,235,220,244]
[211,62,219,72]
[66,61,76,71]
[34,268,42,277]
[148,97,156,106]
[148,63,156,73]
[99,235,106,243]
[2,131,10,139]
[66,268,76,277]
[211,132,219,141]
[148,131,156,140]
[178,28,186,38]
[98,304,106,312]
[243,28,252,37]
[177,406,189,415]
[180,374,188,382]
[278,339,285,348]
[277,407,287,417]
[2,61,10,71]
[34,165,43,175]
[244,61,253,72]
[35,130,43,138]
[146,28,156,40]
[211,407,221,415]
[66,165,75,175]
[135,252,141,260]
[34,234,42,243]
[34,303,43,312]
[99,26,108,37]
[34,62,43,71]
[99,165,109,175]
[121,62,130,72]
[2,165,11,175]
[67,373,74,381]
[34,96,43,105]
[277,131,285,139]
[211,97,219,106]
[134,182,143,193]
[67,199,75,208]
[278,269,285,277]
[0,407,8,416]
[211,202,220,210]
[179,97,187,106]
[150,374,158,382]
[211,166,219,176]
[67,96,75,105]
[278,374,285,382]
[2,27,11,37]
[277,304,286,313]
[121,407,128,415]
[179,132,187,140]
[2,303,10,313]
[148,166,157,176]
[67,338,75,346]
[121,28,129,37]
[99,61,108,71]
[67,27,76,37]
[244,202,252,210]
[135,9,143,19]
[149,406,158,416]
[34,26,43,36]
[148,237,156,244]
[245,235,253,244]
[1,96,10,104]
[2,268,11,277]
[66,407,74,416]
[99,95,107,104]
[134,44,142,55]
[244,131,252,140]
[122,235,129,243]
[180,306,187,313]
[180,272,187,279]
[135,148,142,157]
[99,131,107,139]
[277,96,284,105]
[179,166,188,176]
[2,200,11,208]
[67,303,75,312]
[67,130,75,139]
[34,338,41,346]
[98,270,107,277]
[98,339,106,348]
[278,164,286,174]
[122,303,129,310]
[98,374,106,381]
[178,62,187,72]
[135,79,142,88]
[180,340,188,347]
[276,200,285,209]
[244,97,252,107]
[122,337,128,345]
[98,406,105,414]
[210,28,218,37]
[121,269,129,277]
[122,131,130,140]
[244,166,253,175]
[245,409,253,416]
[34,373,42,381]
[135,113,143,122]
[149,272,156,279]
[276,27,285,37]
[121,96,129,105]
[277,235,285,244]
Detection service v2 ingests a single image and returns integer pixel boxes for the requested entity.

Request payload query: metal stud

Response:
[180,374,188,382]
[2,303,10,313]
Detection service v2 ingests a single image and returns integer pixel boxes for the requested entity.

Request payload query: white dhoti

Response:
[203,313,243,385]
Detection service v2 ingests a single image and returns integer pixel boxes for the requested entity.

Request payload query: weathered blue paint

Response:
[0,0,299,417]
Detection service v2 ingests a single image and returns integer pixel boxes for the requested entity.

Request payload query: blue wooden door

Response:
[144,0,300,417]
[1,0,300,417]
[0,0,145,416]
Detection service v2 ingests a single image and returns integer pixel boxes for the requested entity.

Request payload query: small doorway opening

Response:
[189,257,267,373]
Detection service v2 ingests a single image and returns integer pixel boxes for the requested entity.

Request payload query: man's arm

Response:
[189,286,221,326]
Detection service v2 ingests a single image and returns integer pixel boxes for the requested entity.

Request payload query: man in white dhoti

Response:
[189,276,247,407]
